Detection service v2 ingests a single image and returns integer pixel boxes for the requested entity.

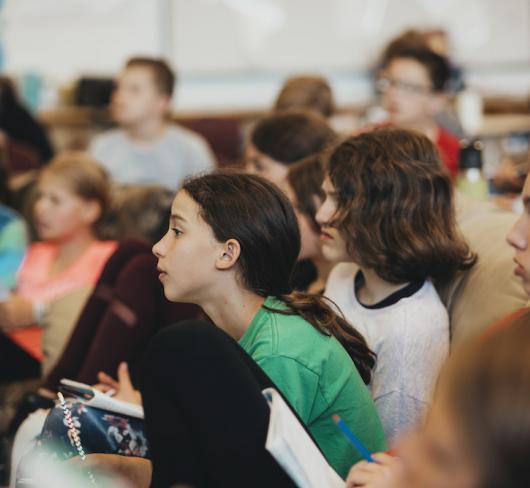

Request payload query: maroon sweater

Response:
[44,243,201,390]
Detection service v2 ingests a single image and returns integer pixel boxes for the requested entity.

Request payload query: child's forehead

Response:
[387,57,431,82]
[119,66,156,85]
[171,191,201,220]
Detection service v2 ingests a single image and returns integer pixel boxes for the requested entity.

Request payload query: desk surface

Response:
[38,106,530,136]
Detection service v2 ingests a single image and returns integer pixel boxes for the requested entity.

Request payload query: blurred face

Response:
[315,177,350,262]
[152,190,227,304]
[397,395,479,488]
[33,174,99,242]
[507,175,530,296]
[379,58,440,127]
[111,66,169,127]
[281,180,322,261]
[245,143,288,186]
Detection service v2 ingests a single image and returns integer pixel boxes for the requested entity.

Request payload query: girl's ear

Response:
[215,239,241,271]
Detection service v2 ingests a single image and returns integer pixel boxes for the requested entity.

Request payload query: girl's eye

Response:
[171,228,182,237]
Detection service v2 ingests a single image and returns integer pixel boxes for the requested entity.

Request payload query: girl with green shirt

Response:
[90,172,386,487]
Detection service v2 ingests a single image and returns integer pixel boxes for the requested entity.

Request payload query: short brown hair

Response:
[40,152,111,229]
[287,153,325,233]
[383,46,451,92]
[440,310,530,488]
[251,110,337,165]
[328,128,475,284]
[125,57,175,97]
[274,75,335,117]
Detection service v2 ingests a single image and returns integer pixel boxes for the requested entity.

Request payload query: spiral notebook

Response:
[59,378,144,419]
[263,388,344,488]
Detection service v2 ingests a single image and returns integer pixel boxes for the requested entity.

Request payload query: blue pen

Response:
[332,414,375,462]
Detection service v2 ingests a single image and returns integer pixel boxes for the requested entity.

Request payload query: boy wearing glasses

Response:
[376,47,459,177]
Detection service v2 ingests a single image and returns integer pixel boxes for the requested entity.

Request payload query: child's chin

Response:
[165,288,184,303]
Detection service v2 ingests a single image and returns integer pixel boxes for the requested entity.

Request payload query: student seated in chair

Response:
[375,46,460,178]
[0,153,117,383]
[319,128,475,443]
[90,57,216,190]
[31,172,386,487]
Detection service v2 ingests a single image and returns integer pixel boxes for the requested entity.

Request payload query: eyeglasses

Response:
[376,77,433,96]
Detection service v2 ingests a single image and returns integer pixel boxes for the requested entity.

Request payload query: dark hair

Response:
[0,161,12,206]
[287,153,325,233]
[0,76,54,162]
[328,128,476,285]
[379,29,429,66]
[125,57,176,98]
[250,111,336,166]
[274,75,335,117]
[441,310,530,488]
[383,46,451,92]
[183,171,375,383]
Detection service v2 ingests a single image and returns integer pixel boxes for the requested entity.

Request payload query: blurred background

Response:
[0,0,528,184]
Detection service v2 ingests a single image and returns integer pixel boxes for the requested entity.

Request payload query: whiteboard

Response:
[2,0,160,80]
[172,0,530,74]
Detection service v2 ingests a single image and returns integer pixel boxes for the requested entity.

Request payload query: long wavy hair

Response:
[328,128,476,285]
[287,153,326,234]
[183,171,375,384]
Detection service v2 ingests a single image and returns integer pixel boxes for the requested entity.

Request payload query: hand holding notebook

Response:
[59,378,144,419]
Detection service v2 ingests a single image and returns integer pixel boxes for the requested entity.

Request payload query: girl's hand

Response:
[0,295,35,330]
[345,453,403,488]
[95,362,142,405]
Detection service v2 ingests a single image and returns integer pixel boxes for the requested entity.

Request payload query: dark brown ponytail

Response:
[183,171,376,384]
[272,292,375,385]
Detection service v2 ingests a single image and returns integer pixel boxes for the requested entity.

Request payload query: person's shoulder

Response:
[90,240,118,250]
[166,123,205,141]
[0,205,22,227]
[415,280,446,306]
[400,281,449,332]
[92,128,125,142]
[88,240,118,258]
[28,241,54,252]
[265,301,341,360]
[25,241,56,261]
[90,129,127,152]
[436,126,459,150]
[165,124,212,152]
[0,214,27,246]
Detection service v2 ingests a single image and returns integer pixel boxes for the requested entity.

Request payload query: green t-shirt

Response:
[239,297,386,478]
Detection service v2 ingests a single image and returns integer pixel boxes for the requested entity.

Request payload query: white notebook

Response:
[59,378,144,419]
[263,388,345,488]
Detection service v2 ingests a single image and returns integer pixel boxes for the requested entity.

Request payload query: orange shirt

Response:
[8,240,117,360]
